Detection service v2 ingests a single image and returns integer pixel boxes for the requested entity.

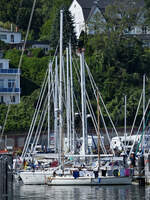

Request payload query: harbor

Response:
[1,0,150,199]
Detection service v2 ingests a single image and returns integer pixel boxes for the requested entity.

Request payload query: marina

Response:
[1,0,150,199]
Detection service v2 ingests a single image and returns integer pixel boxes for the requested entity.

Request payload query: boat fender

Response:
[48,176,52,183]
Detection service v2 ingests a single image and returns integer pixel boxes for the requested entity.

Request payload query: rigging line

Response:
[32,97,49,155]
[30,83,54,154]
[18,0,37,71]
[85,61,114,155]
[21,76,48,158]
[23,66,55,157]
[84,61,125,151]
[30,94,48,154]
[22,44,58,156]
[128,99,150,158]
[0,0,37,148]
[72,56,106,154]
[72,56,107,154]
[23,59,56,157]
[135,110,150,155]
[126,91,143,148]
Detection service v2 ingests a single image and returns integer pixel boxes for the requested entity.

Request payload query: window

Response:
[0,96,4,103]
[10,96,15,103]
[0,80,4,88]
[0,34,7,40]
[8,79,15,88]
[10,34,14,43]
[142,26,147,34]
[0,63,3,69]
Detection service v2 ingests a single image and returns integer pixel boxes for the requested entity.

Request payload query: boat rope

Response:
[85,61,126,154]
[85,62,115,155]
[135,110,150,155]
[126,91,143,149]
[72,56,107,154]
[128,99,150,158]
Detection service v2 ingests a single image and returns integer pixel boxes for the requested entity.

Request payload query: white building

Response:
[0,58,21,104]
[0,27,21,44]
[0,27,50,52]
[69,0,148,39]
[69,0,93,38]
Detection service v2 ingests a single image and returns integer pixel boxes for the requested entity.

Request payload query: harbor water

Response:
[9,183,150,200]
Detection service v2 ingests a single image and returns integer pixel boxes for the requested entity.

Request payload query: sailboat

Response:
[19,9,132,186]
[47,82,131,186]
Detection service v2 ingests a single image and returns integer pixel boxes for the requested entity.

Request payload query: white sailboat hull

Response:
[20,171,53,185]
[47,176,132,186]
[47,176,91,185]
[91,176,132,185]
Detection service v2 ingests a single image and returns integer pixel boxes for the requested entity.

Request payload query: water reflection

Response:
[11,182,149,200]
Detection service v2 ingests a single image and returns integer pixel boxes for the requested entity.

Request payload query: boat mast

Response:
[54,56,58,153]
[59,9,63,163]
[143,74,145,151]
[124,95,127,154]
[48,61,52,150]
[80,49,88,156]
[143,74,145,131]
[66,47,71,152]
[97,92,100,170]
[69,42,75,153]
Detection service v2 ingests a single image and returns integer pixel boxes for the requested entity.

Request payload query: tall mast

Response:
[66,47,71,152]
[97,92,100,170]
[69,42,75,153]
[54,56,58,153]
[80,49,87,156]
[48,62,51,149]
[124,95,127,154]
[143,74,145,151]
[143,74,145,131]
[59,9,63,163]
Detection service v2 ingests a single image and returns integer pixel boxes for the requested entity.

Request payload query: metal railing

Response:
[0,69,21,74]
[0,88,20,93]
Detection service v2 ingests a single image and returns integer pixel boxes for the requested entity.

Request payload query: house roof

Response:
[76,0,94,8]
[76,0,94,21]
[75,0,145,21]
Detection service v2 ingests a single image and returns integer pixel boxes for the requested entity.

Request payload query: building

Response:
[69,0,93,38]
[69,0,148,39]
[18,40,51,54]
[0,27,21,44]
[0,56,21,104]
[0,27,50,53]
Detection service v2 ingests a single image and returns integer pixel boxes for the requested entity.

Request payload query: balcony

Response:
[0,88,20,93]
[0,69,21,74]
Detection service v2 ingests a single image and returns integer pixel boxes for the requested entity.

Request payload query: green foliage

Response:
[0,0,20,23]
[0,40,9,50]
[50,8,77,49]
[0,90,40,131]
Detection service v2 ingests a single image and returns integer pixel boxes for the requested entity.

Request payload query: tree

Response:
[0,0,20,23]
[39,0,72,40]
[50,8,77,50]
